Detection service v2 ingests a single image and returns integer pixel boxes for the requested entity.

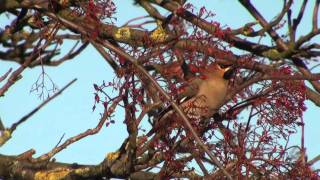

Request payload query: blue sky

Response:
[0,0,319,169]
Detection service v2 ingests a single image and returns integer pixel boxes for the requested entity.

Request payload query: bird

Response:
[147,63,233,136]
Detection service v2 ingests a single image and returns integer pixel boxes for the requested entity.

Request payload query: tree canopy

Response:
[0,0,320,179]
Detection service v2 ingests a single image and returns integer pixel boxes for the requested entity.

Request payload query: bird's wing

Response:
[147,79,202,136]
[157,77,202,118]
[176,77,202,100]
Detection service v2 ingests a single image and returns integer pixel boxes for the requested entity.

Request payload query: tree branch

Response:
[0,78,77,147]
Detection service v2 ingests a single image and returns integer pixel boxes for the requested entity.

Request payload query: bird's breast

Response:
[197,79,228,112]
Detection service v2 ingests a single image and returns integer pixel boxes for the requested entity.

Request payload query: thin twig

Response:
[30,41,89,67]
[0,27,59,96]
[312,0,319,31]
[0,118,4,131]
[0,68,12,83]
[122,15,150,27]
[91,41,119,71]
[292,0,308,31]
[35,96,122,162]
[54,133,65,149]
[10,78,77,132]
[238,0,288,50]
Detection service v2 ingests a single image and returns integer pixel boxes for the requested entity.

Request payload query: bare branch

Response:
[35,96,122,162]
[306,87,320,106]
[313,0,319,31]
[261,72,320,81]
[150,0,270,55]
[10,78,77,132]
[308,154,320,166]
[234,0,293,37]
[0,78,77,147]
[238,0,288,50]
[0,118,4,131]
[292,0,308,31]
[91,41,119,72]
[237,1,320,96]
[30,41,89,67]
[138,1,166,21]
[0,26,59,96]
[0,68,12,83]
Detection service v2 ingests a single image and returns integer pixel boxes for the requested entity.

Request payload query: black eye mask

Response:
[223,68,235,80]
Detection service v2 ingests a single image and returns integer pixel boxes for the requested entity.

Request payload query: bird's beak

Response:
[217,64,231,72]
[223,66,231,72]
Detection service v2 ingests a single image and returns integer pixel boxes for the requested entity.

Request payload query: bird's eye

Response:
[219,64,232,69]
[223,67,235,80]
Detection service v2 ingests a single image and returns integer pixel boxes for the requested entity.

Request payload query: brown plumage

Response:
[147,63,231,136]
